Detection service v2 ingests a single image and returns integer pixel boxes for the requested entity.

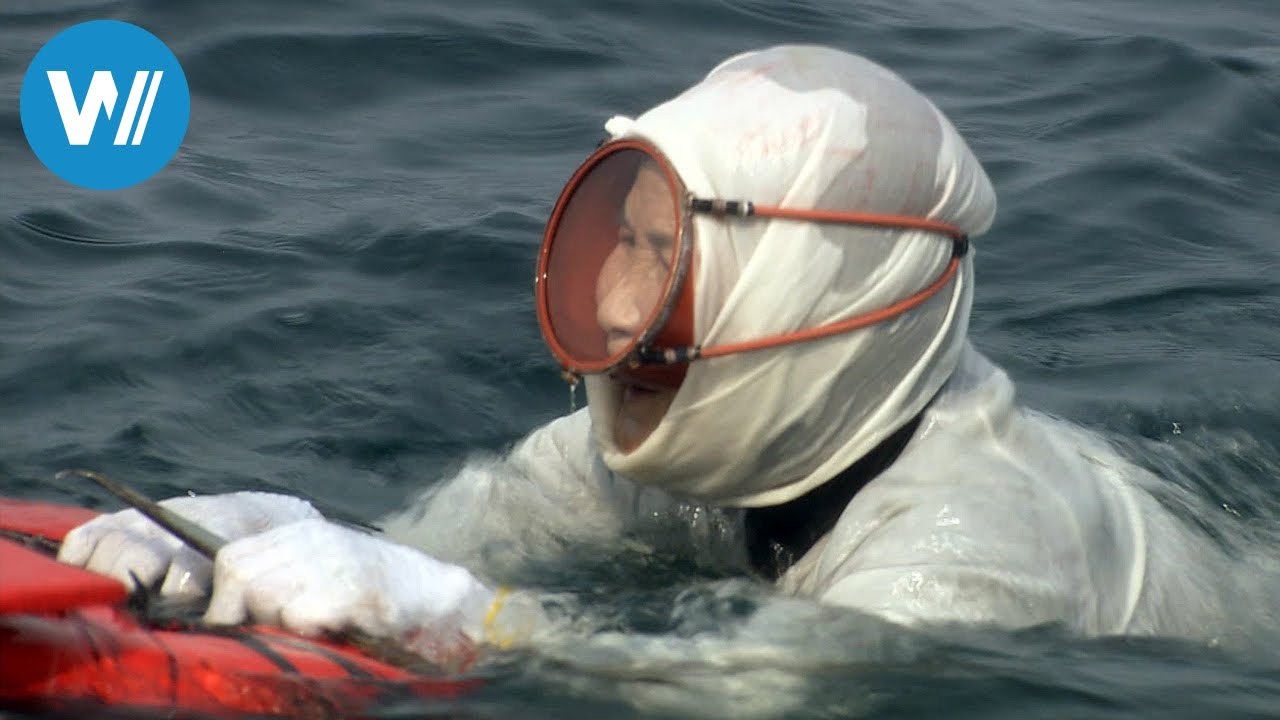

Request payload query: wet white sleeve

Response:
[380,409,630,579]
[380,409,746,581]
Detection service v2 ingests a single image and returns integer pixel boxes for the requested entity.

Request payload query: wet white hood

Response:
[586,45,996,506]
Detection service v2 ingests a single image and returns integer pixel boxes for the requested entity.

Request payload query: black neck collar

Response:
[742,412,924,580]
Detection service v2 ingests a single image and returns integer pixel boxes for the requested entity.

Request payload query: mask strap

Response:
[630,199,969,366]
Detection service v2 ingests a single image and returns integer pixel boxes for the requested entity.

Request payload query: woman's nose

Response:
[596,247,652,358]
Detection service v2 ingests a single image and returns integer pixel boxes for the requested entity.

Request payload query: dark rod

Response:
[56,468,227,560]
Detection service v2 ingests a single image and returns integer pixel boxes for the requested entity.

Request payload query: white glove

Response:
[202,519,535,664]
[57,492,322,597]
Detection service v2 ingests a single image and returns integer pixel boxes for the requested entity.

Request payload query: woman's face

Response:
[594,163,680,452]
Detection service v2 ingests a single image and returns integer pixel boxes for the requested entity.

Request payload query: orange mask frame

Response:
[534,139,969,387]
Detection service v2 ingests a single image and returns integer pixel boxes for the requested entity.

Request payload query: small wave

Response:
[10,210,135,246]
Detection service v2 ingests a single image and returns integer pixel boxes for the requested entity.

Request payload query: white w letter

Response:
[46,70,119,146]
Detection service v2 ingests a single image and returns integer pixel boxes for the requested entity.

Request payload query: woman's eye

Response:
[649,246,672,272]
[648,236,673,267]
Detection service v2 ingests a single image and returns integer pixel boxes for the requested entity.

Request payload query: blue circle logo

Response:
[20,20,190,191]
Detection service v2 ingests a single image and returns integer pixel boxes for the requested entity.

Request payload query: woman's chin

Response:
[613,414,648,453]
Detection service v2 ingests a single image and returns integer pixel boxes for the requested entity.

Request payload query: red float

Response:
[0,497,481,718]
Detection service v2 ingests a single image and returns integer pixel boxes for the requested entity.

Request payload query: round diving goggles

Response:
[534,139,969,385]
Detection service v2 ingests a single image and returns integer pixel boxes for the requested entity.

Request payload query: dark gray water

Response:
[3,0,1280,718]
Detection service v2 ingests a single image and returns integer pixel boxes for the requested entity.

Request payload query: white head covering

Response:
[584,45,997,507]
